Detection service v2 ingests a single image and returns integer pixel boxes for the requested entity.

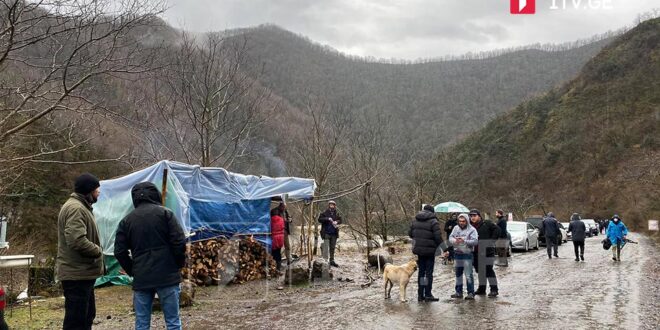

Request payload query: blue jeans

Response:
[454,254,475,295]
[133,284,181,330]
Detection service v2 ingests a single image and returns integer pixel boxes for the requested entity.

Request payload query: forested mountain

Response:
[237,25,617,159]
[421,17,660,228]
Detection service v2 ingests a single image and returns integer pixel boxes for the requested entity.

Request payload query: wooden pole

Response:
[161,168,168,206]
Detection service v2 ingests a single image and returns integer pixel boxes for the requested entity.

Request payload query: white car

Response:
[560,222,572,240]
[508,221,540,251]
[558,222,568,243]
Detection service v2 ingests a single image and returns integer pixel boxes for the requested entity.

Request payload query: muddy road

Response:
[95,233,659,330]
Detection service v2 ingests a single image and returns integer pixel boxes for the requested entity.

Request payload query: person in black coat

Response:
[567,213,587,261]
[409,204,447,302]
[541,212,560,259]
[469,209,501,297]
[444,213,458,262]
[318,200,342,267]
[495,209,509,267]
[114,182,186,330]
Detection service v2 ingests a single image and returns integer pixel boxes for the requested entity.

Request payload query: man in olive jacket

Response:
[409,204,446,302]
[469,209,501,297]
[56,173,104,330]
[114,182,186,330]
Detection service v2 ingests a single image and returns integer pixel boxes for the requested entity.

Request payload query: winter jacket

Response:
[449,224,479,255]
[56,193,104,281]
[444,218,458,239]
[567,220,587,241]
[606,220,628,245]
[496,216,508,239]
[114,182,186,291]
[541,216,560,238]
[471,219,500,257]
[409,210,444,257]
[318,209,342,237]
[271,215,285,250]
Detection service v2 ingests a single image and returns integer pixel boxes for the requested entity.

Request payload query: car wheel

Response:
[525,240,529,252]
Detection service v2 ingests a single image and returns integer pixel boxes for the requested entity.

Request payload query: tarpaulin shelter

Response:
[93,160,316,287]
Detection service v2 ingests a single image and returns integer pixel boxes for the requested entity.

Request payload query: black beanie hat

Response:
[74,173,100,195]
[423,204,435,212]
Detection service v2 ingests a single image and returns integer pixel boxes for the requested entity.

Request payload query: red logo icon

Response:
[511,0,535,14]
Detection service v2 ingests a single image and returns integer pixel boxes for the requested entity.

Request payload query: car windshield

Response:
[508,223,527,232]
[525,218,543,228]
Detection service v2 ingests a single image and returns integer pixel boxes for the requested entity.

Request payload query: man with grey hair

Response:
[541,212,560,259]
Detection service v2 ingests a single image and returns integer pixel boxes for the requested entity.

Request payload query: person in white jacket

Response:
[449,213,479,300]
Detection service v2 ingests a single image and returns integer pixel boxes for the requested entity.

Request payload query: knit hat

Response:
[74,173,100,195]
[423,204,435,212]
[328,200,336,205]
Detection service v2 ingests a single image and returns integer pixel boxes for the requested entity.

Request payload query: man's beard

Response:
[86,194,98,204]
[459,224,467,229]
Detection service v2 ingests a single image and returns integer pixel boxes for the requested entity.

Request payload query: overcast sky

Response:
[161,0,658,60]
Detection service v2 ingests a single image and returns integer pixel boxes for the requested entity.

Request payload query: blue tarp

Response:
[93,160,316,286]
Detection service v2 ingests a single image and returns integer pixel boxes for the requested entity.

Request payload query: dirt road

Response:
[145,232,655,330]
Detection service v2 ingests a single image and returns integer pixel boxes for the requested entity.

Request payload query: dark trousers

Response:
[0,310,8,330]
[61,279,96,330]
[573,240,585,258]
[546,236,558,257]
[417,255,435,298]
[473,252,498,292]
[272,248,282,270]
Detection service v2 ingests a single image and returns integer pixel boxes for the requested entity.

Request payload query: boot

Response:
[418,286,426,302]
[488,285,499,297]
[475,286,487,295]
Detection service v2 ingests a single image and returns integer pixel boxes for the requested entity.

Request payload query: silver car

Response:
[508,221,539,251]
[561,222,572,240]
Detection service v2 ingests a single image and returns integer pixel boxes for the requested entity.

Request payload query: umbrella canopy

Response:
[434,202,469,213]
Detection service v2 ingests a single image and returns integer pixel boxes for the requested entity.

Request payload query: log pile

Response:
[181,237,277,286]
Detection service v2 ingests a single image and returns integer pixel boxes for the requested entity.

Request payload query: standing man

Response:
[449,213,478,300]
[114,182,186,330]
[56,173,104,330]
[495,209,509,267]
[444,213,458,264]
[278,202,293,266]
[318,200,342,267]
[606,214,628,261]
[567,213,586,261]
[409,204,445,302]
[469,209,500,297]
[541,212,560,259]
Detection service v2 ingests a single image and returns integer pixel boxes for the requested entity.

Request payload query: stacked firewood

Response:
[181,237,277,286]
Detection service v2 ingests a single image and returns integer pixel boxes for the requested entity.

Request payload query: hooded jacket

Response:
[449,214,479,255]
[409,210,444,257]
[567,214,587,242]
[114,182,186,290]
[56,193,104,281]
[606,218,628,244]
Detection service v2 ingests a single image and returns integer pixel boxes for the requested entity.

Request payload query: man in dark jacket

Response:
[318,200,342,267]
[567,213,586,261]
[495,209,509,267]
[444,213,458,263]
[114,182,186,330]
[409,204,446,302]
[542,212,560,259]
[469,209,500,297]
[57,173,104,330]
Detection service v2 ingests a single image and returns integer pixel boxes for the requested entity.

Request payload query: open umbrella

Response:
[434,202,469,213]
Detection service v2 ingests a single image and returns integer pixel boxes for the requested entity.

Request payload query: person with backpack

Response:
[567,213,587,261]
[606,214,628,261]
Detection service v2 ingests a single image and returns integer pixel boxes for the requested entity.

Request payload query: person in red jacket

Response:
[270,208,286,271]
[0,286,8,330]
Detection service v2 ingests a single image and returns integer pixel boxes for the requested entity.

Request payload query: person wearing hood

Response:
[449,213,479,300]
[567,213,587,261]
[114,182,186,330]
[57,173,104,330]
[541,212,560,259]
[469,209,500,297]
[409,204,446,302]
[606,214,628,261]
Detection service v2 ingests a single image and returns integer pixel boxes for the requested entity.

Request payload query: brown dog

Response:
[383,259,418,302]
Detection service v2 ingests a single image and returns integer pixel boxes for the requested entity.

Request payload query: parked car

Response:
[582,219,599,236]
[524,216,563,246]
[558,222,568,243]
[561,222,572,240]
[508,221,539,251]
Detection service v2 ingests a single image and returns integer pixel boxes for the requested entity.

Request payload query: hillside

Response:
[424,18,660,228]
[237,25,616,159]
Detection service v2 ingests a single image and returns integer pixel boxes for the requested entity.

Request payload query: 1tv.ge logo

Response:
[511,0,614,14]
[510,0,535,14]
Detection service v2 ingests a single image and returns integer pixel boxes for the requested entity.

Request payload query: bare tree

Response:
[138,31,274,168]
[0,0,164,195]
